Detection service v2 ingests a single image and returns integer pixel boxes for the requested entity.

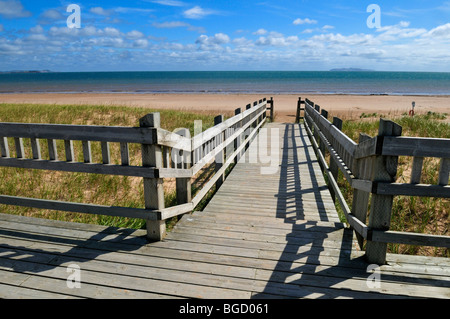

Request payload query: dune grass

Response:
[0,103,216,230]
[329,111,449,257]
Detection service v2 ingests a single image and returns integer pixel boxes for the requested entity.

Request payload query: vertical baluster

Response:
[48,139,58,161]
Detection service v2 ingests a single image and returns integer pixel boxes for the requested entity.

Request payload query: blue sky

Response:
[0,0,449,71]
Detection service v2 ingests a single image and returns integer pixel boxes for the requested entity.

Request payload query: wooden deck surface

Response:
[0,122,449,299]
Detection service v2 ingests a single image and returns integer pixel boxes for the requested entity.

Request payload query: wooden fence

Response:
[0,98,272,241]
[300,98,450,264]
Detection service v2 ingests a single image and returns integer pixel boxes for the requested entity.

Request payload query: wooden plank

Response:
[0,195,159,220]
[352,133,372,249]
[0,122,157,144]
[374,183,450,198]
[0,137,10,157]
[0,157,160,178]
[303,120,368,239]
[191,107,267,175]
[14,137,25,159]
[48,139,58,161]
[64,140,74,162]
[120,142,129,166]
[30,138,41,159]
[101,141,110,164]
[366,119,402,265]
[438,158,450,186]
[191,114,265,207]
[82,140,92,163]
[156,127,191,152]
[140,113,166,241]
[382,136,450,158]
[410,156,424,184]
[371,230,450,248]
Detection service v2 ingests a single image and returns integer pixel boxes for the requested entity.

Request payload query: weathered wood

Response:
[214,114,225,190]
[234,108,242,164]
[381,136,450,158]
[410,156,424,184]
[14,137,25,159]
[374,183,450,198]
[81,140,92,163]
[438,158,450,186]
[30,138,41,159]
[0,194,157,220]
[0,156,161,177]
[371,230,450,248]
[268,97,274,121]
[101,141,110,164]
[304,120,369,239]
[48,139,58,161]
[0,137,9,157]
[366,119,402,265]
[0,122,157,144]
[140,113,166,241]
[120,142,129,166]
[352,133,372,250]
[175,128,192,208]
[64,140,74,162]
[329,117,343,202]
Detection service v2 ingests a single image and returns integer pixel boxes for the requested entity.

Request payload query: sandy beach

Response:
[0,93,448,123]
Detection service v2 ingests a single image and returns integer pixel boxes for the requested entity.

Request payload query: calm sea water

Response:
[0,71,449,95]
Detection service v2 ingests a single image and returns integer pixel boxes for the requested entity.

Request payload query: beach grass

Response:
[329,110,449,257]
[0,103,216,230]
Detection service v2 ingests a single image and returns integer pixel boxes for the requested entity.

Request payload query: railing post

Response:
[329,117,343,202]
[140,113,166,241]
[175,128,192,207]
[234,108,242,164]
[295,97,305,123]
[351,132,372,250]
[214,114,225,190]
[269,97,274,122]
[365,119,402,264]
[319,109,328,157]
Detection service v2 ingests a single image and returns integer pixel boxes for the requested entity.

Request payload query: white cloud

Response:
[253,29,268,35]
[183,6,216,19]
[152,21,206,33]
[293,18,317,25]
[424,23,450,38]
[40,9,64,21]
[30,25,44,34]
[115,7,154,14]
[127,30,145,39]
[196,33,230,45]
[150,0,185,6]
[133,39,149,48]
[0,0,31,18]
[90,7,114,16]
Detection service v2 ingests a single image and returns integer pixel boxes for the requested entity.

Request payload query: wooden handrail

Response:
[0,98,269,241]
[302,97,450,264]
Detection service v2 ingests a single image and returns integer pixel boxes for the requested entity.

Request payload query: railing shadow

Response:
[0,224,146,275]
[251,123,448,299]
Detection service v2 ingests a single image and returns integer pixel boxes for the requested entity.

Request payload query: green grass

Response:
[329,111,449,257]
[0,103,216,230]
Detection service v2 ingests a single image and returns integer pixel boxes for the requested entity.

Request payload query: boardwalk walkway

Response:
[0,122,449,298]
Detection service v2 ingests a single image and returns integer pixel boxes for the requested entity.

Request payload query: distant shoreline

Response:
[1,91,449,97]
[1,92,448,123]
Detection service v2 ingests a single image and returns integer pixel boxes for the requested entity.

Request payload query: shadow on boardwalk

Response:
[0,223,146,275]
[252,123,449,299]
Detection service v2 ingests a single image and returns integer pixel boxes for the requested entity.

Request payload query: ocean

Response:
[0,71,449,95]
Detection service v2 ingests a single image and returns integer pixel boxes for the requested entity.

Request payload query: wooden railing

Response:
[301,98,450,264]
[0,98,271,241]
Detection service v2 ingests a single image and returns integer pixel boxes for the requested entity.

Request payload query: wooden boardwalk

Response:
[0,122,449,299]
